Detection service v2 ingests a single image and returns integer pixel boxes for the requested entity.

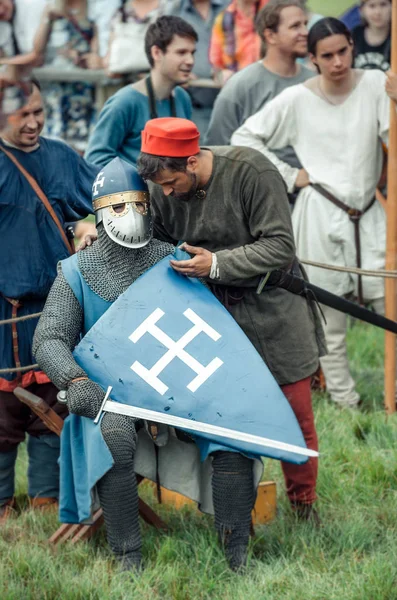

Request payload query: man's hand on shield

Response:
[66,377,105,420]
[76,233,98,251]
[170,243,212,278]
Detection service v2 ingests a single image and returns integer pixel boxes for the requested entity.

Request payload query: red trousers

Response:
[280,377,318,505]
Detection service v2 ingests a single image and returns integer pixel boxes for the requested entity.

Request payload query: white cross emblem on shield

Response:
[92,171,105,197]
[129,308,223,395]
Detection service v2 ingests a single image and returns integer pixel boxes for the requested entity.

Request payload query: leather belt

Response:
[310,183,376,305]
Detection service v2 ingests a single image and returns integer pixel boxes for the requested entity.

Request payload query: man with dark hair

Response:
[0,80,98,523]
[205,0,312,151]
[137,117,325,524]
[85,15,197,168]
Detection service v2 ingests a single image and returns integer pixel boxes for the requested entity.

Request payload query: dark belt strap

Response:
[208,283,246,310]
[310,184,376,305]
[145,75,176,120]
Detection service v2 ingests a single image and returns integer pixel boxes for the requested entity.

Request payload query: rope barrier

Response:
[0,364,38,374]
[0,312,42,374]
[300,260,397,278]
[0,311,42,325]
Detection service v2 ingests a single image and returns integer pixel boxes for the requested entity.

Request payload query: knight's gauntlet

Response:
[66,378,105,420]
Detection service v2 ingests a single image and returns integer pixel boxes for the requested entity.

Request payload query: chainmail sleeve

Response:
[32,269,86,390]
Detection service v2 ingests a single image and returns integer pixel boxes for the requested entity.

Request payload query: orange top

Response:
[141,118,201,157]
[209,0,269,72]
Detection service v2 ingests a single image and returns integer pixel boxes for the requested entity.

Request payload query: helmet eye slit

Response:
[132,202,149,216]
[108,203,129,217]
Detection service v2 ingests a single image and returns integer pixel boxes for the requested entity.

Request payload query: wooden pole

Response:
[384,0,397,414]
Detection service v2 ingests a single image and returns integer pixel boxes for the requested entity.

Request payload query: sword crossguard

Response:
[94,386,113,424]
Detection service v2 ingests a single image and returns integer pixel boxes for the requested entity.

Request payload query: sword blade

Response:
[101,400,319,458]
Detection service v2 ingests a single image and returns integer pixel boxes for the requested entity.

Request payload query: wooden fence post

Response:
[384,0,397,414]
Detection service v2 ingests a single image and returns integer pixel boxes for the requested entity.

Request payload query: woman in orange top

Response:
[209,0,269,86]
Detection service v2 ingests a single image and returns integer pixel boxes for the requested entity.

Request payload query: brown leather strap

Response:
[10,301,22,381]
[13,386,64,437]
[310,183,376,305]
[0,145,74,255]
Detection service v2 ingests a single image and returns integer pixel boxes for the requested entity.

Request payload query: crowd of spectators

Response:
[0,1,393,147]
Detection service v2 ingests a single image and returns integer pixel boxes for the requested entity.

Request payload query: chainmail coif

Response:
[78,224,174,302]
[212,451,255,571]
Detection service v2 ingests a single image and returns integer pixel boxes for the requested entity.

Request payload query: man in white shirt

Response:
[0,0,15,58]
[232,17,396,408]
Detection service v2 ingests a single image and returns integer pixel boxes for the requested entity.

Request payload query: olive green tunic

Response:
[150,146,326,385]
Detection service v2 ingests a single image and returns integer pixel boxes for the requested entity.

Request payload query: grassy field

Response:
[1,322,397,600]
[308,0,354,17]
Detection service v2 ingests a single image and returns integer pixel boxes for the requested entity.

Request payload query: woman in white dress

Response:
[232,17,397,408]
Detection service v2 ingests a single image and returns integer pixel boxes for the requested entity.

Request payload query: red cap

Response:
[141,118,200,157]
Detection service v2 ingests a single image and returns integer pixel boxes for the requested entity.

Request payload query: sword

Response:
[259,270,397,334]
[94,386,319,459]
[308,282,397,333]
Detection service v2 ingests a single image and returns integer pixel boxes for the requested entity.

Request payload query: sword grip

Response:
[93,386,113,424]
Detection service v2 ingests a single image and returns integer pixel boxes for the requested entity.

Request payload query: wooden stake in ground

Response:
[384,0,397,415]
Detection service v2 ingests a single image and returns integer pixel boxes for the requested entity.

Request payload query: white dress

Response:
[231,69,390,300]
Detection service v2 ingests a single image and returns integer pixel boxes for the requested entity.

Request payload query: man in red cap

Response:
[137,117,325,540]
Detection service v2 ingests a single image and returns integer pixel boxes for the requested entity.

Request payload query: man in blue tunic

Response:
[85,16,197,168]
[0,79,99,522]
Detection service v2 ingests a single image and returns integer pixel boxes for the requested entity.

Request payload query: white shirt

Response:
[0,21,14,58]
[14,0,48,53]
[87,0,121,57]
[232,70,390,300]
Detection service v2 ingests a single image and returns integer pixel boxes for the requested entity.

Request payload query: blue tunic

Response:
[85,85,192,167]
[0,137,99,388]
[59,254,114,523]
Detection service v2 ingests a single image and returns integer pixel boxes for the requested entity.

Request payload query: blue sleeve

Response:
[62,153,99,220]
[85,91,135,167]
[185,93,192,121]
[176,87,192,120]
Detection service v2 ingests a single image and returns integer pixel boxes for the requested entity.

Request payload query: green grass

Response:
[1,322,397,599]
[308,0,355,17]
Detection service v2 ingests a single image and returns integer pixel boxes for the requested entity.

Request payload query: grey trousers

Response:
[319,297,386,407]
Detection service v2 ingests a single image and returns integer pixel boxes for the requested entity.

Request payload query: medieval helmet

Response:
[92,157,152,249]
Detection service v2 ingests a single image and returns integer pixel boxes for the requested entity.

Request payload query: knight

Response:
[33,157,259,572]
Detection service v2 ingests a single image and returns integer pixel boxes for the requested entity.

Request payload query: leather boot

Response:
[292,502,322,527]
[0,498,16,524]
[29,497,58,512]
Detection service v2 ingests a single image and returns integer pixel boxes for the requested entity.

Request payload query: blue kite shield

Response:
[73,257,313,465]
